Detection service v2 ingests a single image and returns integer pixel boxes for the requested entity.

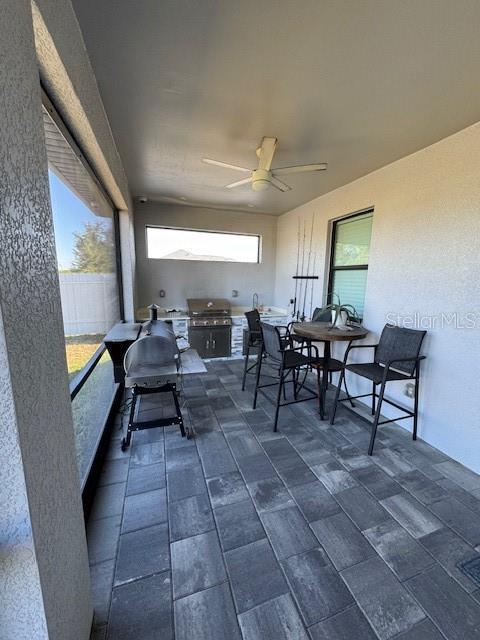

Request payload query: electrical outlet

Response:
[404,382,415,398]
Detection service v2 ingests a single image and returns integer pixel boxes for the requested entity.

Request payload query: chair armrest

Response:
[347,343,379,349]
[380,355,426,381]
[343,342,379,364]
[286,345,312,353]
[284,343,319,359]
[385,355,426,366]
[384,355,425,369]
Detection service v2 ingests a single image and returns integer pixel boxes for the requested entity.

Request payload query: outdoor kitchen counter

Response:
[136,306,288,321]
[136,308,189,321]
[135,306,289,359]
[230,306,288,318]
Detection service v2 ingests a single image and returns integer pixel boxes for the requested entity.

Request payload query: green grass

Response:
[65,333,104,379]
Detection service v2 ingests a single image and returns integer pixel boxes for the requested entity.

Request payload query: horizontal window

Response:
[146,226,260,263]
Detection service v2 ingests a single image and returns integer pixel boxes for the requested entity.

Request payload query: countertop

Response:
[136,306,288,321]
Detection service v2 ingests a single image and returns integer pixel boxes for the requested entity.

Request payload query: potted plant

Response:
[322,294,361,328]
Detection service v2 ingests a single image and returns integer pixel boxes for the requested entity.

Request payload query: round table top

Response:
[293,321,369,342]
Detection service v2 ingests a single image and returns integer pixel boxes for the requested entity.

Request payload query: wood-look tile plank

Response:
[171,530,226,600]
[406,564,480,640]
[282,547,353,626]
[380,492,442,539]
[341,556,425,639]
[238,593,308,640]
[260,506,317,560]
[174,583,241,640]
[311,512,375,571]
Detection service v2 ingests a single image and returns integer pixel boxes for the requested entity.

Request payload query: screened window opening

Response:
[146,226,261,263]
[328,211,373,319]
[43,103,121,482]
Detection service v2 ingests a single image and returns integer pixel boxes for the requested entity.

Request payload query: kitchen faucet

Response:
[252,293,259,310]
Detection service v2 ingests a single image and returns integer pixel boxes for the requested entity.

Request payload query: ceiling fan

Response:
[202,137,327,192]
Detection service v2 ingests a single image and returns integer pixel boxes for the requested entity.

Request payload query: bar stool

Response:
[253,322,321,431]
[242,309,262,390]
[330,324,426,455]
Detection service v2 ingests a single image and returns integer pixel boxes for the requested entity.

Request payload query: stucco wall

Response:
[0,1,92,638]
[274,121,480,473]
[134,203,277,310]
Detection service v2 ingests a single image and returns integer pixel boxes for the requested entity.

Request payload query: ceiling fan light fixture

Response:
[252,179,270,192]
[203,137,327,194]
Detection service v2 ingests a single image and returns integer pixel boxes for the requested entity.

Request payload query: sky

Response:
[48,170,104,270]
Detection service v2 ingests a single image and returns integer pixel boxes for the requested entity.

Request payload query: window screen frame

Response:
[326,208,374,320]
[42,88,125,324]
[42,87,125,516]
[145,225,262,264]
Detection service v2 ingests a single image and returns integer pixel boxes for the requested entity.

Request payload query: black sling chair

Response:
[242,309,263,390]
[253,321,321,431]
[242,309,299,391]
[330,324,426,455]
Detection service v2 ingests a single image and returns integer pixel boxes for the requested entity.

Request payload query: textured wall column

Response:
[0,1,92,638]
[119,209,137,321]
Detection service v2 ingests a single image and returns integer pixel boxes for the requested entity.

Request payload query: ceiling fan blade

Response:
[257,137,277,171]
[225,177,252,189]
[273,163,327,176]
[202,158,251,173]
[270,176,292,192]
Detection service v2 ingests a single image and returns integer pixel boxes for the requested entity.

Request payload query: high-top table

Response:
[293,322,369,418]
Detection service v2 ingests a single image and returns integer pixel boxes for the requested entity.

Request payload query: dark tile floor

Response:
[88,359,480,640]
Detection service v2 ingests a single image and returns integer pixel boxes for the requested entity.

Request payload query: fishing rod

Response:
[292,217,300,318]
[301,214,315,320]
[308,213,317,319]
[309,249,317,320]
[298,218,306,321]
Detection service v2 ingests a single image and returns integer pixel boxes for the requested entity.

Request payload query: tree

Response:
[71,221,114,272]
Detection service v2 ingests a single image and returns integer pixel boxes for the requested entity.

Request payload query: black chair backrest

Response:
[260,322,284,362]
[375,324,426,375]
[245,309,261,333]
[312,307,332,322]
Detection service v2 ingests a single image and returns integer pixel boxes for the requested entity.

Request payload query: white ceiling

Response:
[72,0,480,215]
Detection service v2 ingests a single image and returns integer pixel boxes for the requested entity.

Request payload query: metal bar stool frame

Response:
[242,310,295,391]
[252,322,322,431]
[330,324,426,455]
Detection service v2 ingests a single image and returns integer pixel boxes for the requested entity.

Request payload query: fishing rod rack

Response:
[291,214,319,322]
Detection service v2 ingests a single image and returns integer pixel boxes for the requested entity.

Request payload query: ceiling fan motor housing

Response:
[252,168,271,191]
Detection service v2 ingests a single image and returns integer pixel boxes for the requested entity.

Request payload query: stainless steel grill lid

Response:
[124,323,180,387]
[187,298,231,316]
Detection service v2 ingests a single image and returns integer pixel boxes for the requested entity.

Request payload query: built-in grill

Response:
[187,298,232,358]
